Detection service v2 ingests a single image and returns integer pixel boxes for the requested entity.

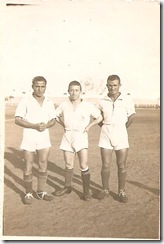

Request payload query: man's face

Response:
[106,79,120,96]
[32,80,46,97]
[68,85,81,101]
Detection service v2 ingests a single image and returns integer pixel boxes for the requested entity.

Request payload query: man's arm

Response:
[98,110,104,127]
[84,114,103,133]
[45,118,56,129]
[126,113,135,128]
[15,116,39,129]
[55,116,65,128]
[15,117,56,132]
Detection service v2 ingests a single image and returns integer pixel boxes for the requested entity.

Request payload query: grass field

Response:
[3,106,160,240]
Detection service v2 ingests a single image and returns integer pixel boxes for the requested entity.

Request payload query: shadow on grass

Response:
[127,180,160,196]
[4,147,102,200]
[4,177,24,201]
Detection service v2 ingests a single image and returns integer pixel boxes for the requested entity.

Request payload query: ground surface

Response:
[3,106,160,240]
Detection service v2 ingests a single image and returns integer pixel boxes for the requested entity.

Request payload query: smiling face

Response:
[68,85,81,101]
[106,79,121,98]
[32,80,46,98]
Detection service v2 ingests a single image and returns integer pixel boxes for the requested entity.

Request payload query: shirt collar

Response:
[103,92,123,101]
[30,94,50,102]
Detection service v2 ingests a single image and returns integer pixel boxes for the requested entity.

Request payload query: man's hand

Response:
[84,126,90,133]
[35,122,46,132]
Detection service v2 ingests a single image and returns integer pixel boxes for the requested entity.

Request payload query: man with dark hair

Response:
[15,76,56,204]
[98,75,135,202]
[55,80,102,201]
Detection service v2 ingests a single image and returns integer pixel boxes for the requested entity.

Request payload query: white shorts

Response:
[20,129,51,152]
[98,124,129,150]
[60,130,88,153]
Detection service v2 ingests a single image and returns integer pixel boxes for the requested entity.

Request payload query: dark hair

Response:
[68,80,82,91]
[107,75,121,84]
[32,76,47,85]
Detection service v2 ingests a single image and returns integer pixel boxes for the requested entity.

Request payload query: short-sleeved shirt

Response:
[15,95,56,151]
[15,95,56,124]
[56,99,101,132]
[98,93,135,125]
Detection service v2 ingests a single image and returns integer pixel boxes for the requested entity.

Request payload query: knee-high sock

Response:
[81,168,90,193]
[101,170,110,190]
[65,168,74,187]
[37,171,47,192]
[24,173,33,193]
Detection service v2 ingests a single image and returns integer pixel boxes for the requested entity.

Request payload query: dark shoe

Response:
[118,191,128,203]
[98,189,110,200]
[36,191,54,201]
[55,186,72,196]
[84,190,92,201]
[23,192,33,204]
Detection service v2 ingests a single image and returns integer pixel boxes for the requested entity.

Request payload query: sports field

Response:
[3,105,160,240]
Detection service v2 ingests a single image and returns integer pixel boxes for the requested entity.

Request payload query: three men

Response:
[15,75,135,204]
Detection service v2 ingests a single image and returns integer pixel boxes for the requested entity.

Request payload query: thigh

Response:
[36,131,51,150]
[60,132,74,152]
[98,125,113,150]
[73,132,88,152]
[63,150,75,169]
[37,148,50,172]
[114,126,129,150]
[115,148,128,169]
[77,148,88,170]
[100,147,113,170]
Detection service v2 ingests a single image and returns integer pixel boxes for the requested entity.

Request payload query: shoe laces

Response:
[102,189,109,194]
[119,191,126,197]
[37,191,48,199]
[25,193,33,199]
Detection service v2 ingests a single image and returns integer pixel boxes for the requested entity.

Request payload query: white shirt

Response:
[56,99,101,132]
[15,95,56,124]
[98,93,135,125]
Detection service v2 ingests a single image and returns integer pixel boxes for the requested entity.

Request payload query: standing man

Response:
[98,75,135,203]
[15,76,56,204]
[55,81,102,201]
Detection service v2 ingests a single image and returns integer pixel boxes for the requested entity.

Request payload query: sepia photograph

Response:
[0,0,160,240]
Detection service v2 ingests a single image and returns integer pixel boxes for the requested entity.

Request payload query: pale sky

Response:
[0,0,160,100]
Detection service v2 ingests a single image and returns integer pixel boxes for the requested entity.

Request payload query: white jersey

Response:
[15,95,56,124]
[98,93,135,125]
[15,95,56,151]
[56,99,101,132]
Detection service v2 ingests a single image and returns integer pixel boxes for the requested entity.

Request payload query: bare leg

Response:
[98,148,112,200]
[55,151,74,196]
[24,150,34,193]
[100,148,112,190]
[23,150,35,204]
[37,148,50,192]
[115,148,129,202]
[36,148,54,201]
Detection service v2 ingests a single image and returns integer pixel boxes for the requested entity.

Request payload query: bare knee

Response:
[38,160,47,172]
[80,162,88,171]
[24,160,33,175]
[117,163,127,173]
[102,161,110,171]
[100,148,112,171]
[24,151,34,174]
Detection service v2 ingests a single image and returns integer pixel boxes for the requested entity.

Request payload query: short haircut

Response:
[107,75,121,84]
[32,76,47,85]
[68,80,82,91]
